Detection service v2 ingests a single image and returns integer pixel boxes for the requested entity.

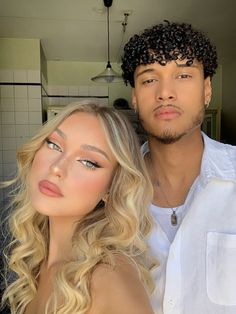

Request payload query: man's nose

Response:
[156,79,177,102]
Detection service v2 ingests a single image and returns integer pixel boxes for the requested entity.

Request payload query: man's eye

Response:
[79,160,101,170]
[142,78,157,85]
[45,139,62,152]
[177,74,192,79]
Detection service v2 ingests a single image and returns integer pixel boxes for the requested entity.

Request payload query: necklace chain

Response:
[147,153,178,226]
[155,179,178,226]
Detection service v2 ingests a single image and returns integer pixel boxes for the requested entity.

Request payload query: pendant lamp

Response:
[91,0,123,83]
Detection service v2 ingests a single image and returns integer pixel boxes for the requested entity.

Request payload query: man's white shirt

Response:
[142,133,236,314]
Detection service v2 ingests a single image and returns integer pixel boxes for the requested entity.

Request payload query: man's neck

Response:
[146,130,204,207]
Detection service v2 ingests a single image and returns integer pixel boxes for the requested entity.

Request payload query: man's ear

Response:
[204,77,212,105]
[131,88,137,111]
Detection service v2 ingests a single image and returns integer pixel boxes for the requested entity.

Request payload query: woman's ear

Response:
[94,199,105,210]
[102,192,110,203]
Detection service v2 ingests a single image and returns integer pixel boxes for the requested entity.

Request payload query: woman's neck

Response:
[46,216,77,269]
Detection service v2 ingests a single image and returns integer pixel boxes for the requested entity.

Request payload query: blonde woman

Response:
[2,103,156,314]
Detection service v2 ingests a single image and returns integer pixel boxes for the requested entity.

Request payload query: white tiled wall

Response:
[0,69,41,84]
[45,85,109,107]
[0,69,43,207]
[0,75,109,207]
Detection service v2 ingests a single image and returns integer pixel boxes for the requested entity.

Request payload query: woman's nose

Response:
[50,156,68,178]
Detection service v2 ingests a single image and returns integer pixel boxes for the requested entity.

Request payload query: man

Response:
[121,21,236,314]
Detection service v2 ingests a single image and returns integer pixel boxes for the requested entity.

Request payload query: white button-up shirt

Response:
[143,133,236,314]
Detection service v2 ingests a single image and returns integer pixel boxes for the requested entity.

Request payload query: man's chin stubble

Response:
[149,131,185,144]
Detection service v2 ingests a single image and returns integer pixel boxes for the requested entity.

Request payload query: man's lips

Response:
[154,106,181,120]
[38,180,63,197]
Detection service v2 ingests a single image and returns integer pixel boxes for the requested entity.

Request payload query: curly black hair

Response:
[121,21,218,87]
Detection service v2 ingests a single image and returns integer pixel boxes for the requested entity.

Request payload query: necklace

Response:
[147,152,179,226]
[146,153,179,226]
[155,180,178,226]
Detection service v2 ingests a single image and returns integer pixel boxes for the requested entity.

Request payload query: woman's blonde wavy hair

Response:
[2,102,154,314]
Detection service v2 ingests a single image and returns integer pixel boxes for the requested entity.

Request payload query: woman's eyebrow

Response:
[52,130,110,161]
[80,144,110,161]
[54,128,66,139]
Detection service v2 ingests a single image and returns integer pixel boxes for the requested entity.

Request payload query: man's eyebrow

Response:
[80,144,110,161]
[175,62,198,68]
[135,67,155,79]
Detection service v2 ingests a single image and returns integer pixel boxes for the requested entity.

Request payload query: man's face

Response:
[132,59,212,144]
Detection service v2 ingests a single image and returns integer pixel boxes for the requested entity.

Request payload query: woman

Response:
[2,103,155,314]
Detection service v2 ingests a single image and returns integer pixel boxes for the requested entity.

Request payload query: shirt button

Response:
[168,299,175,307]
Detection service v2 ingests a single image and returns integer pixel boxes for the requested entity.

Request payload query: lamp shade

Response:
[91,61,123,83]
[91,0,123,83]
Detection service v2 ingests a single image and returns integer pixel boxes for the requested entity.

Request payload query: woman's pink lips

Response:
[38,180,63,197]
[154,107,181,120]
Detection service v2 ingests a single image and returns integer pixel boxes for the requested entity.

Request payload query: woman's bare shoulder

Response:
[87,255,154,314]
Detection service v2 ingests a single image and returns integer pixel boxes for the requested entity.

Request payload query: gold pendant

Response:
[171,211,177,226]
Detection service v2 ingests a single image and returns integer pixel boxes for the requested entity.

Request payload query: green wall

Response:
[210,65,222,109]
[40,44,48,84]
[0,38,41,70]
[47,60,131,106]
[221,59,236,144]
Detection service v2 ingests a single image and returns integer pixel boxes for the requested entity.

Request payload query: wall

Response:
[40,44,48,87]
[221,59,236,144]
[0,38,41,70]
[210,65,222,109]
[0,38,43,207]
[46,60,131,106]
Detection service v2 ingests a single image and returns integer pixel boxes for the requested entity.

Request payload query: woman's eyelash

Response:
[45,140,101,169]
[45,138,62,152]
[79,160,101,170]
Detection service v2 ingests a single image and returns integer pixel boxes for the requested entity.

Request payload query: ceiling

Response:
[0,0,235,64]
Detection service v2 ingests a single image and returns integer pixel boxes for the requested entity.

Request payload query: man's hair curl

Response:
[121,21,218,87]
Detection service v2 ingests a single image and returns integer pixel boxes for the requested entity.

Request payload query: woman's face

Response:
[29,112,118,219]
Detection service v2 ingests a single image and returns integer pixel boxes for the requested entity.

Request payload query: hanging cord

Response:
[122,13,129,33]
[116,13,130,63]
[107,5,111,64]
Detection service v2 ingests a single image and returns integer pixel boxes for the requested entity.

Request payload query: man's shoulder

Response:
[203,133,236,178]
[205,134,236,159]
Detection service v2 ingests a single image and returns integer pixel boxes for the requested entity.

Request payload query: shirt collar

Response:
[141,132,236,184]
[200,132,236,183]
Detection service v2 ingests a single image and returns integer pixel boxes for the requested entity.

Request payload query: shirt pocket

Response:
[206,232,236,306]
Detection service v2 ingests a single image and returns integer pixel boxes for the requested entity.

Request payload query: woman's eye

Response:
[45,139,62,152]
[79,160,101,170]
